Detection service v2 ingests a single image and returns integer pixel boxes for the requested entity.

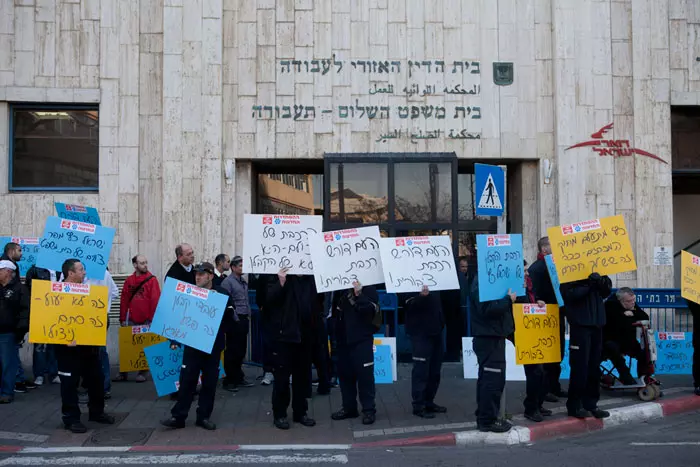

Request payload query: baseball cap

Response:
[231,255,243,265]
[194,262,215,274]
[0,260,16,271]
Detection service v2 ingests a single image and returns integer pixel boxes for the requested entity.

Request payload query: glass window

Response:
[394,162,451,223]
[457,173,493,221]
[329,163,389,224]
[257,173,322,216]
[11,105,99,190]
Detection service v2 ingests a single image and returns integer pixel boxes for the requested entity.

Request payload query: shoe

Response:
[196,419,217,430]
[65,422,88,433]
[590,408,610,419]
[413,408,436,419]
[24,381,38,390]
[104,391,112,400]
[0,396,12,404]
[544,393,559,403]
[479,420,512,433]
[161,417,186,429]
[14,382,27,393]
[274,417,290,430]
[568,408,591,419]
[331,408,359,420]
[539,407,553,416]
[362,413,376,425]
[524,411,544,423]
[51,376,61,384]
[261,372,274,385]
[222,383,239,393]
[34,376,44,386]
[135,374,147,383]
[694,387,700,396]
[426,404,447,414]
[236,379,255,388]
[293,415,316,427]
[89,413,115,424]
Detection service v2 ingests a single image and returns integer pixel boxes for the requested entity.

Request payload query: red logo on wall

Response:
[565,123,667,164]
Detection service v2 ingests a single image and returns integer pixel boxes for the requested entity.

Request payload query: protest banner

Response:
[462,337,525,381]
[118,325,167,372]
[547,215,636,283]
[512,304,562,365]
[55,202,102,226]
[0,237,40,277]
[681,251,700,305]
[28,280,108,346]
[373,336,397,381]
[242,214,322,275]
[476,234,525,302]
[544,255,565,307]
[373,345,392,384]
[36,217,115,281]
[150,277,228,353]
[309,226,384,293]
[378,236,459,293]
[655,332,693,375]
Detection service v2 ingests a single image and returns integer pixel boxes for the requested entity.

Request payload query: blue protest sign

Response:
[475,163,505,217]
[0,237,40,277]
[55,202,102,226]
[373,345,392,384]
[150,277,228,354]
[544,255,565,307]
[476,234,525,302]
[36,217,115,280]
[655,332,693,375]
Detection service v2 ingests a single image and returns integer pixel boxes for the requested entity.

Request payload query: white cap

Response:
[0,260,16,271]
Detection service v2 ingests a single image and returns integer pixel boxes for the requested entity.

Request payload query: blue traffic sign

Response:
[475,163,505,217]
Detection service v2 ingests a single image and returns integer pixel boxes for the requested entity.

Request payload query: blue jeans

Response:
[15,344,25,383]
[0,334,18,397]
[99,347,111,393]
[33,344,58,379]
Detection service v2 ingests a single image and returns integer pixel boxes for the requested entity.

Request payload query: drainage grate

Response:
[84,429,153,447]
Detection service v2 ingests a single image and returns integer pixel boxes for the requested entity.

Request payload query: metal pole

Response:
[497,166,508,420]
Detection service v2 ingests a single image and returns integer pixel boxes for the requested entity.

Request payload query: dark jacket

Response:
[213,273,227,289]
[263,275,323,344]
[469,277,514,338]
[1,254,20,286]
[402,291,445,337]
[603,298,649,346]
[332,285,379,346]
[0,280,29,339]
[165,261,196,285]
[212,286,236,353]
[560,274,612,327]
[25,266,51,292]
[528,258,558,306]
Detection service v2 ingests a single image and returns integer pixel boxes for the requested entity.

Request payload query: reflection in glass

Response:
[329,163,388,223]
[257,174,322,215]
[394,163,451,223]
[458,173,493,221]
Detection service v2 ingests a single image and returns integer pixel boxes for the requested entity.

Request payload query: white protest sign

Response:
[462,337,525,381]
[242,214,322,275]
[379,236,459,293]
[309,226,384,293]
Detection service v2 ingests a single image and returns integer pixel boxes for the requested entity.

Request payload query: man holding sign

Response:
[0,261,28,404]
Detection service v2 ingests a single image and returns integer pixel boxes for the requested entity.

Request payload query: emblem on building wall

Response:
[565,123,667,164]
[492,62,514,86]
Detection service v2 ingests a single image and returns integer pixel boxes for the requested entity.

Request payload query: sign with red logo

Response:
[395,239,405,246]
[560,219,601,236]
[262,216,273,225]
[10,237,39,245]
[173,280,210,300]
[566,123,667,164]
[324,233,334,242]
[485,234,511,247]
[522,304,547,315]
[658,332,685,341]
[59,219,96,234]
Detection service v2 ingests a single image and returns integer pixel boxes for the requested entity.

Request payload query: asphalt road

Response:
[1,411,699,466]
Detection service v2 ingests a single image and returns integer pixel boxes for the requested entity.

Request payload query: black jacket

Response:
[402,291,445,337]
[603,298,649,346]
[213,273,227,289]
[25,266,51,292]
[212,286,236,353]
[263,275,323,344]
[165,261,196,285]
[332,286,379,346]
[528,258,558,306]
[1,254,20,286]
[560,274,612,327]
[0,280,29,339]
[469,277,514,338]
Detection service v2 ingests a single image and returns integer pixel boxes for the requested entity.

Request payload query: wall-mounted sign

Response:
[565,123,667,164]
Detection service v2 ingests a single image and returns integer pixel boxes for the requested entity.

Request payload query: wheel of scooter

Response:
[637,385,657,402]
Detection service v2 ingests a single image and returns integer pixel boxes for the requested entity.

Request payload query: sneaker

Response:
[362,413,376,425]
[34,376,44,386]
[479,420,512,433]
[590,408,610,419]
[426,404,447,414]
[14,382,27,393]
[539,407,553,416]
[51,376,61,384]
[195,419,217,430]
[274,417,290,430]
[293,415,316,427]
[568,408,591,419]
[331,408,359,420]
[412,408,436,419]
[261,372,274,386]
[24,381,38,390]
[524,411,544,423]
[161,417,185,429]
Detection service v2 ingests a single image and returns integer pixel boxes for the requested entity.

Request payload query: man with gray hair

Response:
[602,287,650,385]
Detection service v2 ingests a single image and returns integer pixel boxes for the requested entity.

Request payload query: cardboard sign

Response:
[655,332,693,375]
[547,215,636,283]
[462,337,525,381]
[513,304,562,365]
[476,234,525,302]
[150,277,228,353]
[242,214,322,275]
[681,251,700,305]
[118,325,167,372]
[36,217,115,281]
[373,345,392,384]
[378,236,459,293]
[309,226,384,293]
[544,255,565,307]
[28,280,108,346]
[373,336,397,381]
[0,237,41,277]
[55,202,102,226]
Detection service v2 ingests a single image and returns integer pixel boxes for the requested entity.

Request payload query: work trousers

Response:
[523,364,546,414]
[410,334,443,410]
[543,313,567,395]
[56,345,104,426]
[473,336,506,427]
[311,322,332,392]
[567,325,603,413]
[337,339,376,414]
[224,316,249,385]
[270,341,311,419]
[171,345,220,421]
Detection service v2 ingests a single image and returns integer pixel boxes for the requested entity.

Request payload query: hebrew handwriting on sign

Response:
[280,57,480,75]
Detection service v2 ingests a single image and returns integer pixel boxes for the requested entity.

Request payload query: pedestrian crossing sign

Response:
[475,163,505,216]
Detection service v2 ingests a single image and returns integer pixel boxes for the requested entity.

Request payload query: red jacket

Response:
[120,272,161,324]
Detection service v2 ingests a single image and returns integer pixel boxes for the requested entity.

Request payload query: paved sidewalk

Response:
[0,363,693,449]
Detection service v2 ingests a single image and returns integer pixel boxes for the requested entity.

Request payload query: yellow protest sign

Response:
[681,251,700,305]
[118,326,167,372]
[547,215,636,284]
[29,280,108,346]
[513,304,561,365]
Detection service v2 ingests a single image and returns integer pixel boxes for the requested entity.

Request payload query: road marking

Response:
[630,442,700,446]
[21,447,131,454]
[239,445,351,451]
[0,431,49,443]
[0,454,349,465]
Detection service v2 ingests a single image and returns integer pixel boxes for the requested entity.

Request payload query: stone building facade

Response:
[1,0,698,288]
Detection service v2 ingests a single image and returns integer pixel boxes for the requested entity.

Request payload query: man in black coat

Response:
[165,244,196,285]
[0,261,29,404]
[330,281,379,425]
[561,272,612,419]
